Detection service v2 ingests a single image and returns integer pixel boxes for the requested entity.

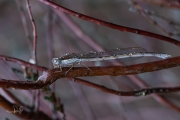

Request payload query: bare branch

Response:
[0,55,47,71]
[26,0,38,63]
[67,78,180,97]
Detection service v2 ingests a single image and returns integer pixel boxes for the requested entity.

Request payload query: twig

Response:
[0,55,47,71]
[68,78,180,97]
[0,79,44,89]
[26,0,37,64]
[2,70,180,97]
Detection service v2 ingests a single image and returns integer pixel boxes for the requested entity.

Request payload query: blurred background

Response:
[0,0,180,120]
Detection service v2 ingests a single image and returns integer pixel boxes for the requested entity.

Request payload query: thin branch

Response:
[38,0,180,47]
[0,55,47,71]
[67,78,180,97]
[128,73,180,112]
[2,68,180,97]
[0,79,45,89]
[26,0,37,64]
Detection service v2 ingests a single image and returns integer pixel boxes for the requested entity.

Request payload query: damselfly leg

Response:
[65,64,74,76]
[79,62,92,72]
[64,62,92,76]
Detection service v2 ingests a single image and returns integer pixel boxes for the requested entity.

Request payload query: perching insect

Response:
[52,47,171,74]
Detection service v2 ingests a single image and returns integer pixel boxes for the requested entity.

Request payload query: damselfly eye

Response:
[52,58,59,64]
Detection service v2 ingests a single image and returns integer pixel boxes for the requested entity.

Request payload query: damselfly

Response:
[52,47,171,73]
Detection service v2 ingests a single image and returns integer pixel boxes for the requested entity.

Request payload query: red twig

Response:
[26,0,38,63]
[0,55,47,71]
[67,78,180,97]
[6,67,178,96]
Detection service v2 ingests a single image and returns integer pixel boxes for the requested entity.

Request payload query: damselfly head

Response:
[52,58,60,68]
[52,58,59,64]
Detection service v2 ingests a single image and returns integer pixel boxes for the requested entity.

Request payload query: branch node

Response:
[37,71,49,83]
